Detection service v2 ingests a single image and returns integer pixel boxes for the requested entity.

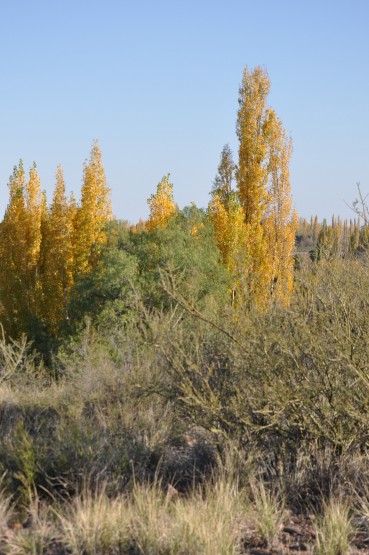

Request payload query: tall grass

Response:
[58,487,129,555]
[4,500,56,555]
[0,482,13,536]
[54,476,247,555]
[314,497,353,555]
[172,477,246,555]
[250,479,287,548]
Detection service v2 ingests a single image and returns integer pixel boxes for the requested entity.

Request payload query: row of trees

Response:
[0,142,112,338]
[148,67,296,308]
[0,66,311,341]
[296,215,369,259]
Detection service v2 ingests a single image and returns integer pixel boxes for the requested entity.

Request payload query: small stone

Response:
[283,526,302,536]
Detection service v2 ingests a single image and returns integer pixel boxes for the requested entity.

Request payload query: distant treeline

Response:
[296,215,368,259]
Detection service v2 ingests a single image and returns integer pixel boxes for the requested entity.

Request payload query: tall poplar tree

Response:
[24,163,44,318]
[73,141,112,275]
[40,166,75,333]
[0,162,44,336]
[236,66,296,307]
[147,174,177,231]
[212,144,236,199]
[209,146,246,275]
[236,67,270,225]
[263,109,297,303]
[0,162,28,336]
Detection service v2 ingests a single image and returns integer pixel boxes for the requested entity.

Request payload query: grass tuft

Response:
[314,497,353,555]
[250,479,287,548]
[58,487,129,555]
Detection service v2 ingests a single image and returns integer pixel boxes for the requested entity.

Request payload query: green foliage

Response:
[132,205,231,310]
[139,256,369,456]
[68,244,138,330]
[3,185,369,552]
[64,208,229,344]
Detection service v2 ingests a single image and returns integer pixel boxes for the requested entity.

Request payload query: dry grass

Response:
[129,476,246,554]
[314,497,353,555]
[172,477,246,555]
[250,479,287,548]
[0,482,14,537]
[57,487,129,555]
[53,476,247,555]
[4,500,56,555]
[0,480,364,554]
[128,480,171,553]
[354,485,369,542]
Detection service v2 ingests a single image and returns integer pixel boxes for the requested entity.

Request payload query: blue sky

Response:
[1,0,369,222]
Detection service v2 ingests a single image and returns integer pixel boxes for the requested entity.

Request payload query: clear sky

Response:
[1,0,369,223]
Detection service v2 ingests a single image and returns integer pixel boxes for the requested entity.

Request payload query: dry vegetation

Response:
[1,239,369,553]
[2,65,369,553]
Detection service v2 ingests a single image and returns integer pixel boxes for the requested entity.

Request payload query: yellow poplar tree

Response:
[0,162,28,336]
[25,163,44,318]
[40,166,75,333]
[0,162,44,336]
[147,174,177,231]
[213,144,235,198]
[209,145,247,274]
[236,66,296,308]
[263,109,297,304]
[236,67,271,307]
[73,141,112,275]
[236,67,270,225]
[209,194,247,275]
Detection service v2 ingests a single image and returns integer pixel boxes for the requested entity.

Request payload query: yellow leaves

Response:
[237,67,270,225]
[0,162,44,336]
[209,193,247,275]
[236,66,297,308]
[147,174,177,231]
[262,109,296,307]
[0,143,113,338]
[40,166,75,334]
[209,66,297,310]
[41,144,112,334]
[191,222,204,238]
[25,164,44,278]
[73,141,113,275]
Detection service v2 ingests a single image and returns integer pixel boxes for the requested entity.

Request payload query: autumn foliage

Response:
[209,146,247,276]
[39,166,75,333]
[209,66,297,308]
[0,68,308,340]
[0,143,112,337]
[147,174,177,231]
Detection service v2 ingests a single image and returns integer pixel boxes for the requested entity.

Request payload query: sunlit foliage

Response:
[39,166,75,334]
[0,163,45,336]
[147,174,177,231]
[209,146,247,277]
[236,66,297,308]
[73,141,112,275]
[0,144,112,338]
